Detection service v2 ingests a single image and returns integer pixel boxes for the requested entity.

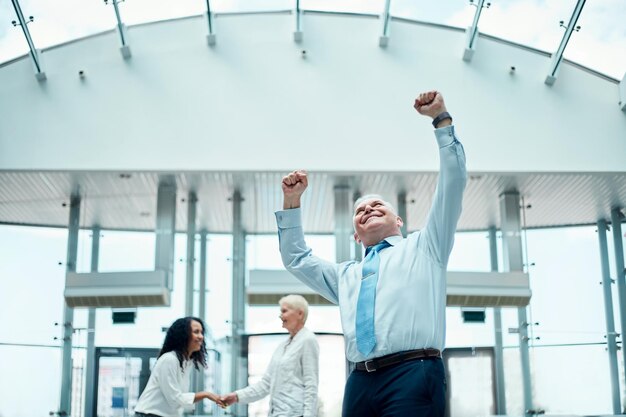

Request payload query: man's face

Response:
[353,198,403,247]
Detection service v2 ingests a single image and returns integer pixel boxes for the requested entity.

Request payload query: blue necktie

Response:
[356,240,391,356]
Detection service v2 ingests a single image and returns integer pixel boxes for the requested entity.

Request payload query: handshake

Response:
[204,391,239,408]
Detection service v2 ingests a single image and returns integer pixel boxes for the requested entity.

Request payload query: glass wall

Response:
[2,222,625,416]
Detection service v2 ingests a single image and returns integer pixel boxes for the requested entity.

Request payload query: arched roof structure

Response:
[1,9,625,233]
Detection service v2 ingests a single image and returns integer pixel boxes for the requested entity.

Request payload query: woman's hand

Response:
[221,392,239,406]
[203,391,227,408]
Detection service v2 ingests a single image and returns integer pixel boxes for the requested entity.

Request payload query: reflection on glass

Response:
[97,356,142,417]
[446,350,494,417]
[531,344,613,415]
[247,334,345,417]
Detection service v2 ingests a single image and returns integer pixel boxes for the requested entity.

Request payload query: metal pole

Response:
[598,219,621,413]
[611,209,626,392]
[83,226,100,417]
[111,0,126,46]
[499,192,533,416]
[59,194,81,416]
[155,177,177,292]
[196,230,208,414]
[334,185,352,263]
[353,191,362,262]
[10,0,45,79]
[185,192,198,317]
[489,226,506,415]
[397,191,407,238]
[549,0,586,77]
[231,190,247,415]
[468,0,485,49]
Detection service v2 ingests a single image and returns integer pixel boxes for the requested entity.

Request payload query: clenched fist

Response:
[282,170,308,209]
[413,91,447,119]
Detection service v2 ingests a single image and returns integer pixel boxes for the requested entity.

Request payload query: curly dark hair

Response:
[159,316,207,371]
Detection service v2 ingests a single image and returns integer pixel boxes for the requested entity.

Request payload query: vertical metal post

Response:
[397,191,407,238]
[59,194,81,416]
[611,208,626,389]
[489,226,506,415]
[598,219,622,413]
[231,190,247,416]
[185,192,198,317]
[155,177,177,292]
[499,192,533,416]
[83,226,100,417]
[353,191,362,262]
[185,192,199,397]
[334,185,352,263]
[196,230,208,414]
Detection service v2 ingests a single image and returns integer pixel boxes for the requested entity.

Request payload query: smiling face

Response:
[187,319,204,355]
[279,303,304,335]
[353,197,403,247]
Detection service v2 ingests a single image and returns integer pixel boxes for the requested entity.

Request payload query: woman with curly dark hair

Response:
[135,317,224,417]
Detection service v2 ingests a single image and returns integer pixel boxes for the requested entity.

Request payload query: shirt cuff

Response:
[434,124,456,148]
[275,208,302,228]
[234,389,248,403]
[181,392,195,406]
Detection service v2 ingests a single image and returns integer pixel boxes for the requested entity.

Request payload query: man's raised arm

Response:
[276,170,341,304]
[414,91,468,266]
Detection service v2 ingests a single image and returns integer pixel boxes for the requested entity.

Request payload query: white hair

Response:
[353,194,397,217]
[279,294,309,323]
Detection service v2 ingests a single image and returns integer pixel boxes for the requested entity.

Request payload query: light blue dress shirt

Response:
[275,125,467,362]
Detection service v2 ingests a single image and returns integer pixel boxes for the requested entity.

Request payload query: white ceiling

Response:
[1,170,624,234]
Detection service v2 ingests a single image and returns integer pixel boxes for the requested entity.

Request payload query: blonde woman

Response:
[222,295,320,417]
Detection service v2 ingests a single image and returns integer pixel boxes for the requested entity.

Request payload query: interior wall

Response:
[0,12,625,172]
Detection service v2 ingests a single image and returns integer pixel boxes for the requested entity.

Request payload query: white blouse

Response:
[134,351,196,417]
[236,327,319,417]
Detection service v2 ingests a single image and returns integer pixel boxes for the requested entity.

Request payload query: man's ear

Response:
[397,216,404,228]
[353,232,361,244]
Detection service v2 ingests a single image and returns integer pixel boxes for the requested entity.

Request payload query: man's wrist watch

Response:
[432,111,452,128]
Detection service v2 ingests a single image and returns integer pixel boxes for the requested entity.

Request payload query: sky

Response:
[1,0,625,79]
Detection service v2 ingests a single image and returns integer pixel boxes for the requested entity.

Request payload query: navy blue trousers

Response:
[342,357,446,417]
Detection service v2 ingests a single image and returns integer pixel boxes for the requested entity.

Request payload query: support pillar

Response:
[598,219,621,413]
[83,226,100,417]
[489,226,506,415]
[59,194,81,416]
[353,191,362,262]
[155,177,177,292]
[611,208,626,393]
[334,185,352,263]
[231,190,247,415]
[397,191,407,238]
[499,192,533,416]
[185,191,198,316]
[196,230,208,414]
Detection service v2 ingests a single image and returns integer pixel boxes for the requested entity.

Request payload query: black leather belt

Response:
[354,348,441,372]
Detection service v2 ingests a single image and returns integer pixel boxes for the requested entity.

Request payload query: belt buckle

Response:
[364,360,377,372]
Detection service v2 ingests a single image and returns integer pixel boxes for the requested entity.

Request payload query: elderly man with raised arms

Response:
[275,91,467,417]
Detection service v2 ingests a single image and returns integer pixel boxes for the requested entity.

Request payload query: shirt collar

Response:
[384,235,403,246]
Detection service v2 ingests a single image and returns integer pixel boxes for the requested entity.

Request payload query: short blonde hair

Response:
[279,294,309,323]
